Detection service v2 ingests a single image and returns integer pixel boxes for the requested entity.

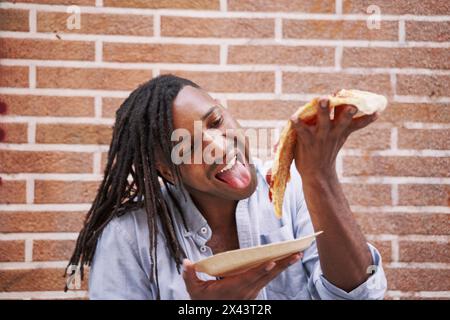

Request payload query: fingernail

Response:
[320,100,328,109]
[348,106,357,115]
[265,262,276,272]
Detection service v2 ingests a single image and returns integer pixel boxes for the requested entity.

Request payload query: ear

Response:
[155,161,175,184]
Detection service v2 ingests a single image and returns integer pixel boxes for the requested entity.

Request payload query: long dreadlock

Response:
[64,74,199,299]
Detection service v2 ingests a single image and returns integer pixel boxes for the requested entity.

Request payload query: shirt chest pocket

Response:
[260,224,307,299]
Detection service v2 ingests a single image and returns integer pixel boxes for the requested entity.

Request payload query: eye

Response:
[209,114,224,128]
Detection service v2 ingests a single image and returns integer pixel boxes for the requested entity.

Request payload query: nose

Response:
[203,129,228,164]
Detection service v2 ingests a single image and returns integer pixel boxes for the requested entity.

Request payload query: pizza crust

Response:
[269,89,388,218]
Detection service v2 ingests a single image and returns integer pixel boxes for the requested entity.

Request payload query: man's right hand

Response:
[182,252,302,300]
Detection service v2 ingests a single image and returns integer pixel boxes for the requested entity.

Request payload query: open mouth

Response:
[214,151,251,189]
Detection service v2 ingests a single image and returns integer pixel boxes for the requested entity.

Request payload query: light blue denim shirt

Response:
[89,159,387,300]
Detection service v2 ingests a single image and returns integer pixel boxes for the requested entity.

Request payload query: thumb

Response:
[182,259,203,288]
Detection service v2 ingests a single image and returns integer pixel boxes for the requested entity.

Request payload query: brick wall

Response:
[0,0,449,300]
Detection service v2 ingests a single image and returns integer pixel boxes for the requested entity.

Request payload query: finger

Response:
[182,259,204,291]
[317,98,331,137]
[290,116,313,141]
[238,260,279,288]
[348,112,378,133]
[333,104,358,133]
[248,253,303,296]
[265,168,272,185]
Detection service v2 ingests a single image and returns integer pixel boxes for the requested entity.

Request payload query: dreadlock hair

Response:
[64,74,200,299]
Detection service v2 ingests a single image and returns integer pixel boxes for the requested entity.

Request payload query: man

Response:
[66,74,387,299]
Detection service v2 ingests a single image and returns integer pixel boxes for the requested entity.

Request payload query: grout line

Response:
[95,0,103,7]
[94,96,102,118]
[29,8,37,33]
[391,237,399,262]
[275,17,282,41]
[153,13,160,38]
[391,183,399,206]
[25,178,34,205]
[24,239,33,262]
[2,31,450,47]
[220,44,228,65]
[399,20,406,44]
[275,68,282,95]
[0,233,79,241]
[390,72,397,96]
[28,65,36,89]
[93,152,102,174]
[3,59,450,75]
[335,0,343,15]
[220,0,227,12]
[390,127,398,150]
[0,3,449,21]
[334,46,343,70]
[27,120,36,144]
[95,40,102,62]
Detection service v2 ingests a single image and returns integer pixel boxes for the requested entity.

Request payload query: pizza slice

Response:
[269,89,388,218]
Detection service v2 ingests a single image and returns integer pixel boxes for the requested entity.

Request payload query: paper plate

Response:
[194,231,323,277]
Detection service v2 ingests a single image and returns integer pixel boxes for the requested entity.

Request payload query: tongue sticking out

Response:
[215,160,251,189]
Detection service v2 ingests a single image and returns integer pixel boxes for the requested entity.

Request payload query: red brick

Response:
[0,95,94,117]
[379,103,450,124]
[0,9,29,32]
[397,74,450,97]
[344,126,391,150]
[103,0,219,9]
[103,43,220,64]
[354,212,450,235]
[0,66,28,88]
[0,211,85,233]
[386,268,450,291]
[35,180,100,204]
[0,268,88,291]
[227,100,300,120]
[370,240,392,263]
[161,17,274,38]
[406,21,450,42]
[343,0,450,15]
[283,72,391,96]
[102,97,123,118]
[161,71,274,93]
[398,184,450,206]
[0,122,28,143]
[37,12,153,36]
[228,0,334,12]
[0,151,93,173]
[343,156,450,177]
[283,20,398,40]
[398,128,450,150]
[0,180,26,204]
[0,240,25,262]
[0,38,95,61]
[342,183,391,206]
[36,67,152,90]
[33,240,76,261]
[228,46,335,66]
[399,241,450,263]
[343,48,450,69]
[36,124,112,145]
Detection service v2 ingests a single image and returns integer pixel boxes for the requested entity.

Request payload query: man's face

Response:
[169,85,257,200]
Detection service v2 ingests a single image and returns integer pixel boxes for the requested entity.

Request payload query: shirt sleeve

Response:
[289,167,387,300]
[88,217,155,300]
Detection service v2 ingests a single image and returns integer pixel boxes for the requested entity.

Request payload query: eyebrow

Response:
[200,105,221,121]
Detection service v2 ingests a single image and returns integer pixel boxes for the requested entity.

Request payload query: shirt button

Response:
[200,227,208,234]
[200,246,207,253]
